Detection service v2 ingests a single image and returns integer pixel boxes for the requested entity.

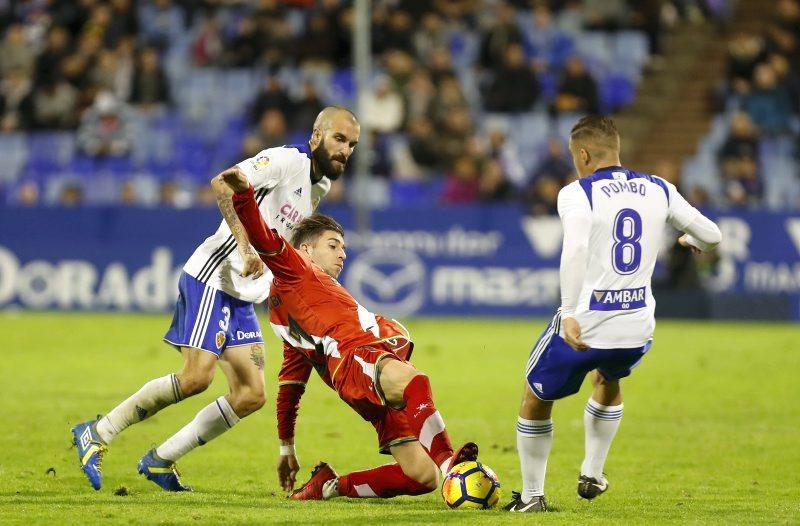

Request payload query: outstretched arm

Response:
[221,169,305,282]
[211,167,265,279]
[276,342,314,493]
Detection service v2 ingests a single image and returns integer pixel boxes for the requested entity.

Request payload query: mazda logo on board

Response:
[344,249,426,317]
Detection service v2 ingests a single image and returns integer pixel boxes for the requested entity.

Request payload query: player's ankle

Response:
[322,478,340,499]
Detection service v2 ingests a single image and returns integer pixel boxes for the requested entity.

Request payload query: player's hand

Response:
[221,167,250,193]
[563,317,589,352]
[277,454,300,493]
[239,246,265,279]
[678,234,701,254]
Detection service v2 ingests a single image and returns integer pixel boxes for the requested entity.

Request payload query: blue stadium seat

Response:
[613,31,649,71]
[0,133,28,184]
[600,75,635,113]
[26,132,75,171]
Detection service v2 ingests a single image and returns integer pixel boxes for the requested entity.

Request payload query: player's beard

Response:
[312,143,346,180]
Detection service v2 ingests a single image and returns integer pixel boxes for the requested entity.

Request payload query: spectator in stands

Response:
[524,175,561,216]
[430,74,470,127]
[479,159,513,201]
[13,180,40,206]
[130,47,171,109]
[413,12,449,64]
[191,16,223,67]
[227,17,262,68]
[194,184,216,208]
[530,137,573,184]
[767,53,800,114]
[35,26,72,87]
[290,82,325,132]
[0,24,36,77]
[375,9,415,54]
[362,75,404,134]
[384,49,416,93]
[438,108,473,165]
[298,13,338,70]
[108,0,139,46]
[249,77,291,124]
[742,63,793,136]
[59,183,84,207]
[0,67,35,132]
[407,117,441,172]
[250,108,288,148]
[441,156,481,204]
[552,55,598,115]
[119,180,139,206]
[32,76,78,129]
[88,50,123,96]
[479,1,525,71]
[138,0,185,51]
[427,47,456,86]
[403,69,435,125]
[521,3,566,69]
[581,0,628,31]
[483,43,539,113]
[77,91,134,157]
[159,179,192,208]
[725,31,766,95]
[719,111,762,206]
[488,129,526,188]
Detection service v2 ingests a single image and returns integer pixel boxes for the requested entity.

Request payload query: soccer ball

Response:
[441,461,501,509]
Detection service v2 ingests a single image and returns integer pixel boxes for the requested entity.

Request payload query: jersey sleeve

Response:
[236,147,294,191]
[276,342,314,441]
[665,181,722,251]
[557,183,593,318]
[231,185,307,283]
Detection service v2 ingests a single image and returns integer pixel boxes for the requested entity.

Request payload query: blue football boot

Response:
[138,449,193,492]
[71,419,107,491]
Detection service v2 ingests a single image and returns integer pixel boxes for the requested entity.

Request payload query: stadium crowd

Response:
[2,0,791,212]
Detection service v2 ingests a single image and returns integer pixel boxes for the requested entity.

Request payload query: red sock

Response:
[338,464,432,498]
[401,375,453,467]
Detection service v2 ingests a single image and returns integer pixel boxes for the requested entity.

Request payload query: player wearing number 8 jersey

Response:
[222,170,479,502]
[505,116,722,513]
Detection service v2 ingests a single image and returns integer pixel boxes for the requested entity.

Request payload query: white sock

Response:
[581,398,623,479]
[156,396,240,462]
[96,374,183,443]
[517,417,553,503]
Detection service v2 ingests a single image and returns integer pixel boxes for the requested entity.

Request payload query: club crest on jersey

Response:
[589,287,646,311]
[251,155,270,171]
[215,330,226,349]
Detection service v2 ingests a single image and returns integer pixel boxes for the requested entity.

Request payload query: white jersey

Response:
[557,166,720,348]
[183,143,330,303]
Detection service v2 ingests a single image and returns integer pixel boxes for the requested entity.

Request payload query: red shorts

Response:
[332,346,416,453]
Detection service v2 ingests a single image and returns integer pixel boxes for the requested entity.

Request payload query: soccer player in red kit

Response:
[222,169,478,501]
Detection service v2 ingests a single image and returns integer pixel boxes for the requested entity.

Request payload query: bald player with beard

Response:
[72,107,360,492]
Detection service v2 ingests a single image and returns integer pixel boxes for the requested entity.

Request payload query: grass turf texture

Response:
[1,312,798,524]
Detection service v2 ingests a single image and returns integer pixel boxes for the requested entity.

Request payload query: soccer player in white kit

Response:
[504,116,722,512]
[72,107,360,491]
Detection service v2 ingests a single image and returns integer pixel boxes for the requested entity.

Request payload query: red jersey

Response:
[231,186,412,389]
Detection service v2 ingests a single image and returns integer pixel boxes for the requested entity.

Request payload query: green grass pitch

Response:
[1,312,798,524]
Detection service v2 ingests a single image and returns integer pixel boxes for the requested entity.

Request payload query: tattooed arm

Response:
[211,167,265,279]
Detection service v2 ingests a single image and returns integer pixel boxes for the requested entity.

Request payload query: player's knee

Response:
[408,464,438,492]
[177,369,214,397]
[229,386,266,417]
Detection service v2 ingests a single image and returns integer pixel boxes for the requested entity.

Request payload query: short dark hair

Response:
[570,115,620,151]
[290,214,345,248]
